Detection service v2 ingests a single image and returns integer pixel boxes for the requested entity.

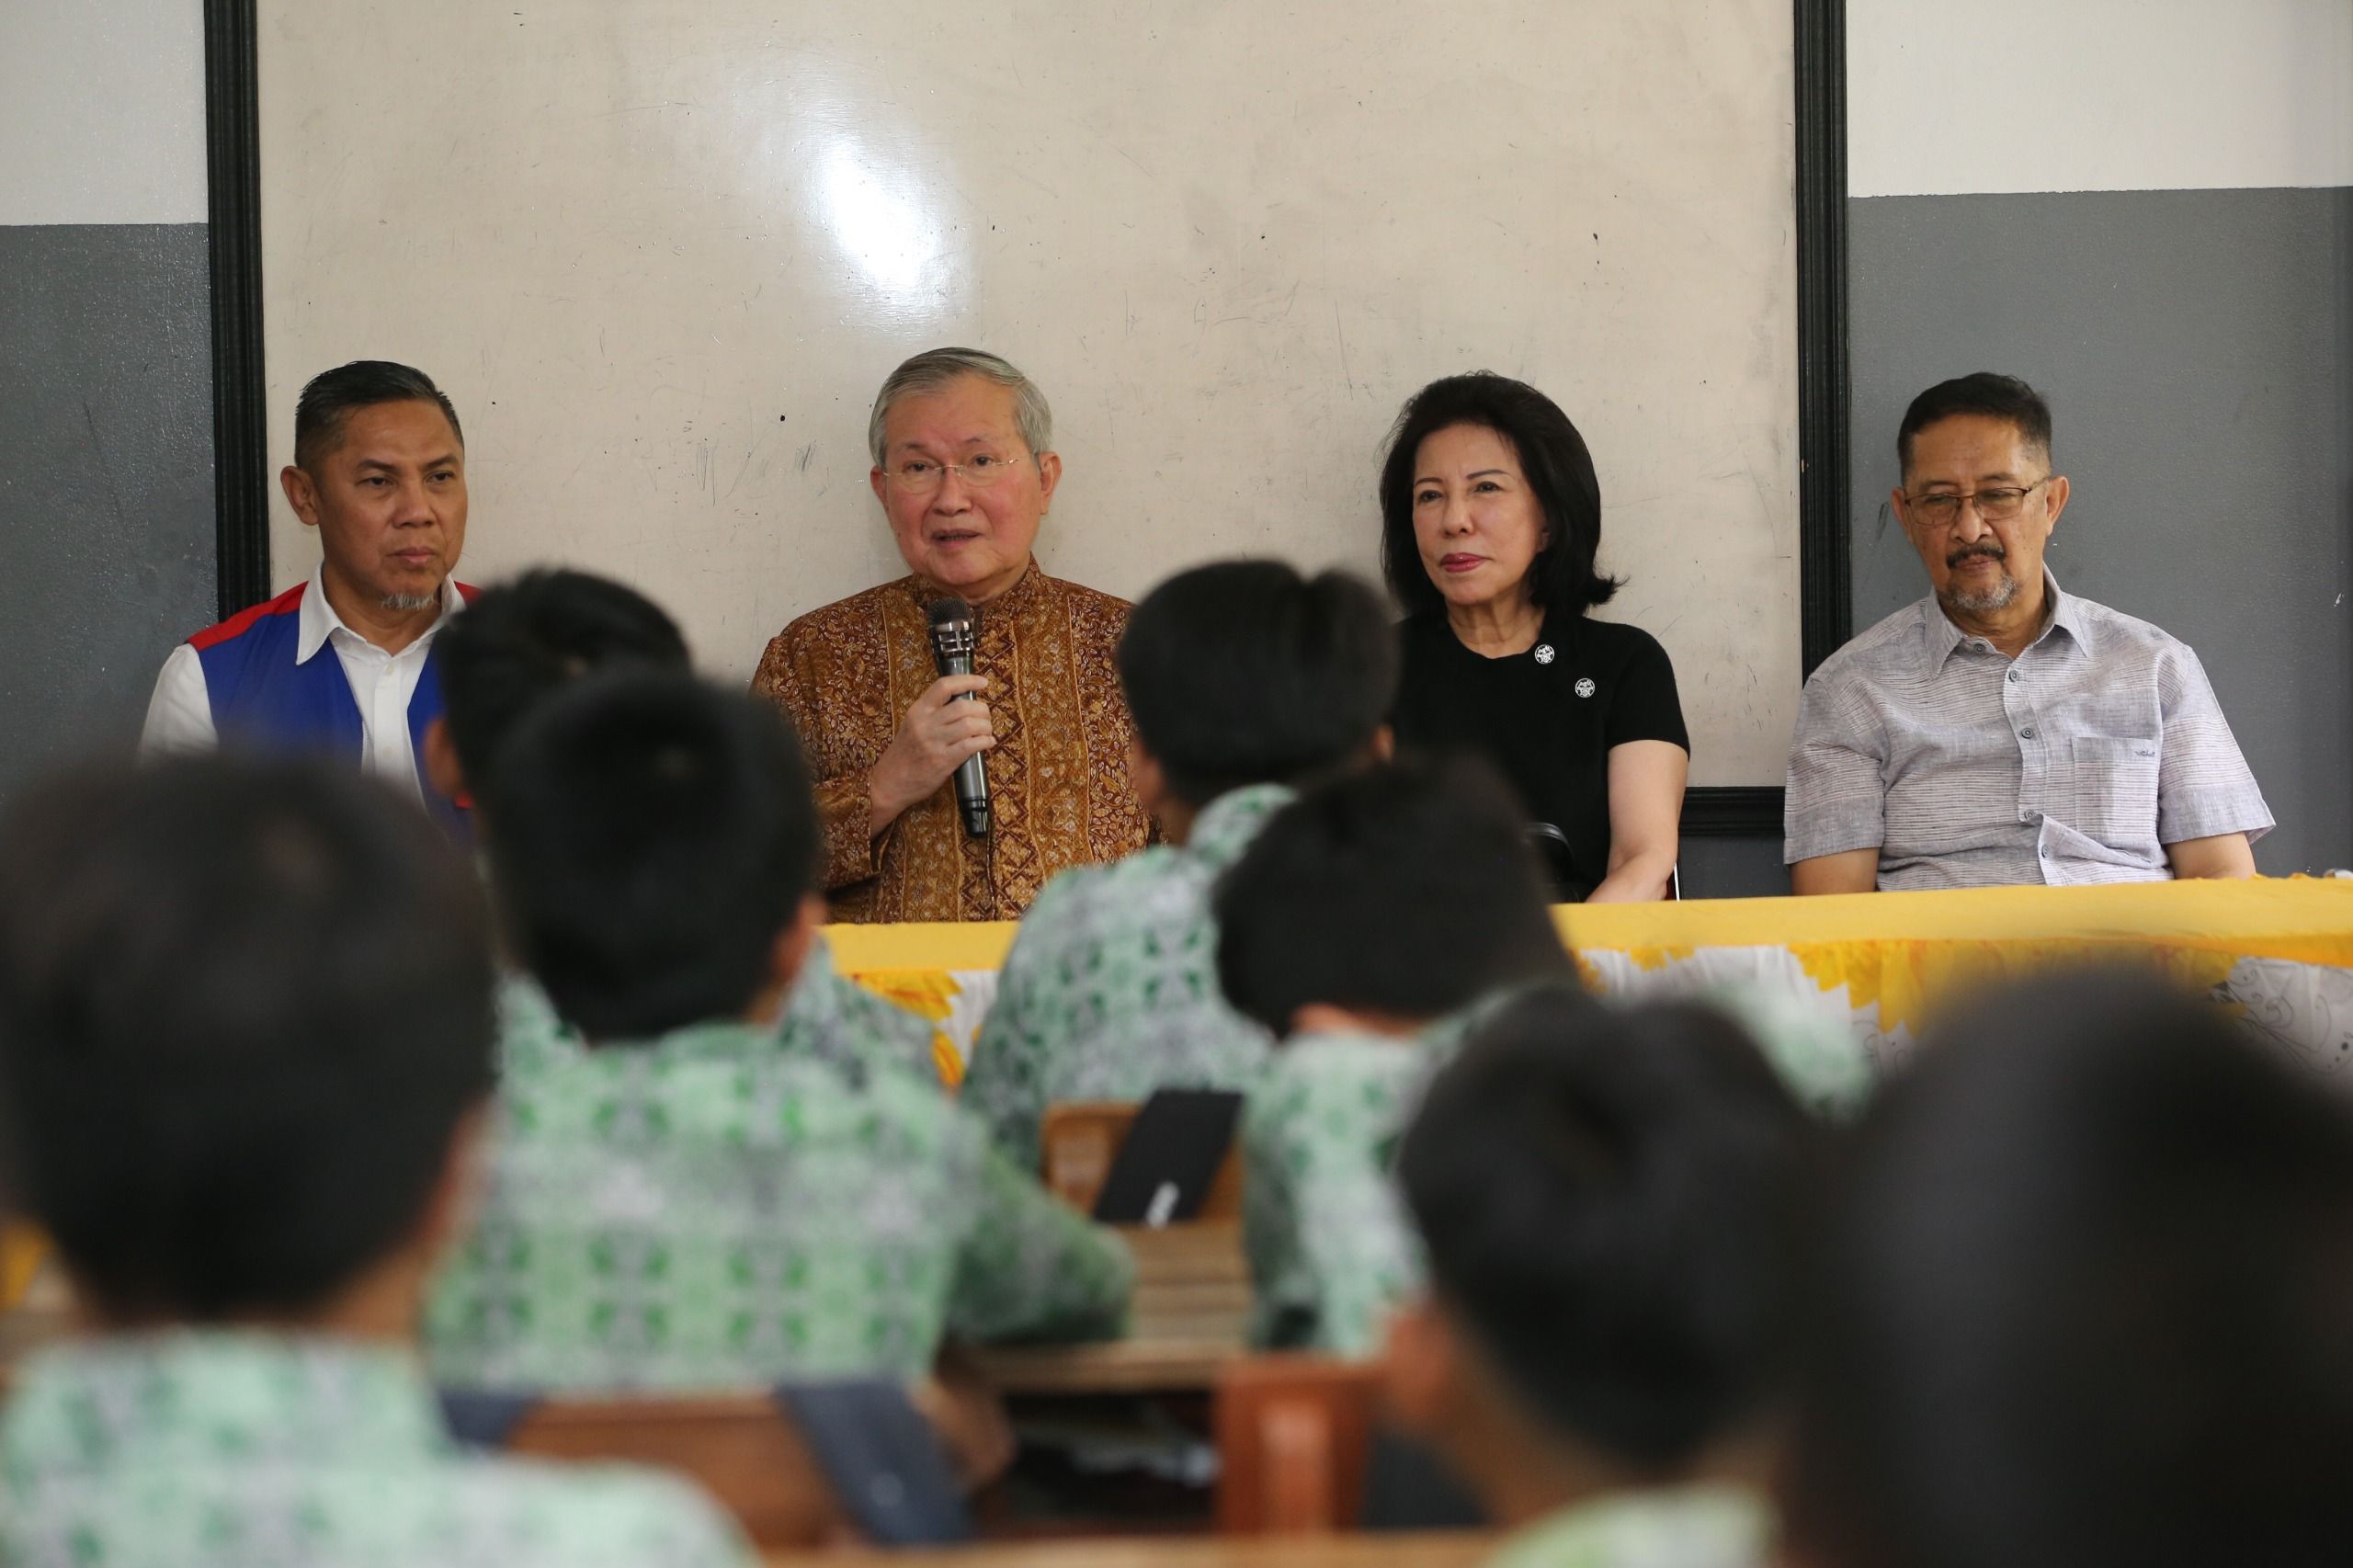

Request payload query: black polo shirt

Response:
[1392,609,1688,900]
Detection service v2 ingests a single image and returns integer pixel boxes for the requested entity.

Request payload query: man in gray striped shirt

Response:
[1785,374,2270,894]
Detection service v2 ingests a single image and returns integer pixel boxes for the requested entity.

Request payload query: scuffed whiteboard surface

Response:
[260,0,1798,783]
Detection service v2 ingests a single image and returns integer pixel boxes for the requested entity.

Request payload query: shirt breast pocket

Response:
[2069,734,2161,846]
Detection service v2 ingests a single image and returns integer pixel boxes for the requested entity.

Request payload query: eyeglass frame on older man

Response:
[1897,474,2059,529]
[880,449,1038,495]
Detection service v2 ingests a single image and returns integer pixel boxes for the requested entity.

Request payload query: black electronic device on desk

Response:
[1091,1089,1245,1225]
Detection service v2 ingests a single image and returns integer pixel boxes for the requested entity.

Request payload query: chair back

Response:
[1040,1098,1244,1219]
[1214,1354,1386,1534]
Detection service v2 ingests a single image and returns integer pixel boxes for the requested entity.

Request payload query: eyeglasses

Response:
[881,452,1033,494]
[1902,476,2055,528]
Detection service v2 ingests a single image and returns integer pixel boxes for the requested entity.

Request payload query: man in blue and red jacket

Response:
[142,361,477,836]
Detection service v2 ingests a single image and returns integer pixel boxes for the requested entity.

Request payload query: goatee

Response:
[1941,545,2018,615]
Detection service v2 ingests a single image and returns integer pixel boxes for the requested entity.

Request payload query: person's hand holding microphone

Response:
[867,599,995,838]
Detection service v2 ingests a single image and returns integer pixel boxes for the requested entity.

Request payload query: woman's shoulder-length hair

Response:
[1377,371,1620,621]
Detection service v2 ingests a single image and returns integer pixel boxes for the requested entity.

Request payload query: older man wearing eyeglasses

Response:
[753,347,1149,921]
[1785,372,2270,894]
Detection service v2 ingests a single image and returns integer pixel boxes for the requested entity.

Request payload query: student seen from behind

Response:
[0,756,750,1568]
[424,673,1132,1393]
[1786,971,2353,1568]
[428,567,939,1086]
[1212,755,1573,1354]
[1386,987,1817,1568]
[963,560,1399,1170]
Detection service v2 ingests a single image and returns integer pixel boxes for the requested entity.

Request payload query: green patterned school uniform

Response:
[1243,1027,1456,1356]
[0,1334,752,1568]
[426,1020,1132,1391]
[494,935,939,1088]
[962,784,1290,1172]
[1486,1484,1773,1568]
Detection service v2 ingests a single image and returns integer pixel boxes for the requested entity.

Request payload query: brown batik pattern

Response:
[752,565,1151,923]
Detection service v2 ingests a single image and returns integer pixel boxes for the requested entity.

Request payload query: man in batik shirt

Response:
[752,347,1150,922]
[0,756,749,1568]
[429,568,939,1086]
[1384,989,1814,1568]
[426,675,1131,1391]
[963,562,1399,1170]
[1213,758,1576,1355]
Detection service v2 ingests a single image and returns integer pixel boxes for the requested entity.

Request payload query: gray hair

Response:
[867,347,1053,467]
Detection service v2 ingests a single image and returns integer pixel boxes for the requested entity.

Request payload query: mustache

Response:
[1947,541,2007,568]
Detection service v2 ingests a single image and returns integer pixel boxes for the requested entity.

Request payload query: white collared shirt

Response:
[139,567,467,799]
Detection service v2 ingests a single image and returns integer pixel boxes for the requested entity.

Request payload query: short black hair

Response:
[1402,987,1815,1469]
[437,569,691,795]
[1895,372,2053,478]
[484,671,821,1040]
[1212,756,1570,1035]
[0,756,494,1321]
[1790,970,2353,1568]
[1378,372,1620,620]
[294,359,465,472]
[1118,561,1399,807]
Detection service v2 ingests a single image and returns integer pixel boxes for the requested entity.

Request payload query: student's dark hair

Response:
[1401,986,1816,1469]
[484,671,820,1040]
[1895,372,2053,477]
[437,569,690,795]
[1118,561,1398,806]
[1212,755,1569,1035]
[0,756,494,1322]
[1788,969,2353,1568]
[293,358,464,472]
[1378,372,1619,620]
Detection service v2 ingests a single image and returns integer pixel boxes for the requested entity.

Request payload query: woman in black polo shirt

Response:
[1378,372,1688,903]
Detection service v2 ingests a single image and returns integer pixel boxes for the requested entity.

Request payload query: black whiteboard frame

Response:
[201,0,1850,837]
[205,0,272,619]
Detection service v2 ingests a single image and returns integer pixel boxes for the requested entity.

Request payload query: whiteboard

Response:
[258,0,1799,785]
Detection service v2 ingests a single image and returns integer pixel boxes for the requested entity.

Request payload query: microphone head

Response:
[926,597,978,671]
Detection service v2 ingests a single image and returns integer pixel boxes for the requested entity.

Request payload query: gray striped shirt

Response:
[1784,574,2271,889]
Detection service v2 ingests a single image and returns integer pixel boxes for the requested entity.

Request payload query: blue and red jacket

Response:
[188,579,479,839]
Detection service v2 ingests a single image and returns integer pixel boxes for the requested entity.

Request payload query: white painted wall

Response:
[257,0,1807,785]
[0,0,207,226]
[1849,0,2353,198]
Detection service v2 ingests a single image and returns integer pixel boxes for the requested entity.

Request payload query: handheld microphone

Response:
[925,597,991,837]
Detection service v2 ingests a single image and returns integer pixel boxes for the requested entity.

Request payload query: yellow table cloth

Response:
[828,879,2353,1077]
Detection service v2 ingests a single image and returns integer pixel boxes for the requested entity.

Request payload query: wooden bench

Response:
[967,1221,1253,1395]
[966,1100,1256,1397]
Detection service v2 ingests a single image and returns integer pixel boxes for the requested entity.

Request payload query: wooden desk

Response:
[0,1225,1251,1400]
[970,1221,1251,1396]
[768,1530,1494,1566]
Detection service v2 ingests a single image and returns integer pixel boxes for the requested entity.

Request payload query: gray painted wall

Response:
[1846,186,2353,877]
[1689,183,2353,899]
[0,224,217,802]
